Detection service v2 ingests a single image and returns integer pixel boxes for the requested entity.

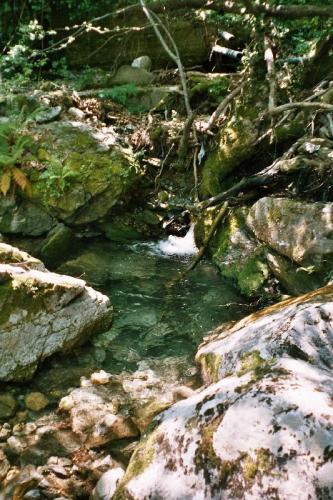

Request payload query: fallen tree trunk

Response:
[199,136,307,209]
[268,101,333,116]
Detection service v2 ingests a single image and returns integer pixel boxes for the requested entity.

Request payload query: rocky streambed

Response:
[0,236,333,499]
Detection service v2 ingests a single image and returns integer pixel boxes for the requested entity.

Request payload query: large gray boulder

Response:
[0,244,112,381]
[115,286,333,499]
[246,197,333,266]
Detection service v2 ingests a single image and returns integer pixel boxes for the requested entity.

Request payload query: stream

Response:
[23,229,250,401]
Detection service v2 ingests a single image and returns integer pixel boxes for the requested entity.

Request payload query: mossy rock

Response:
[201,116,258,197]
[40,223,76,267]
[211,208,269,297]
[28,121,142,225]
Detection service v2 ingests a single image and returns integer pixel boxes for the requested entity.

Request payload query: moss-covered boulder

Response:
[196,207,269,297]
[28,121,141,226]
[115,286,333,499]
[0,244,112,382]
[201,117,258,196]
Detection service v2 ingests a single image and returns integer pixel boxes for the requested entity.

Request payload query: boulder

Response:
[131,56,152,72]
[0,243,45,271]
[92,468,125,500]
[246,197,333,267]
[29,121,141,226]
[110,66,154,86]
[0,197,55,236]
[0,245,112,381]
[35,106,62,124]
[197,207,269,297]
[115,286,333,499]
[40,223,76,267]
[196,285,333,383]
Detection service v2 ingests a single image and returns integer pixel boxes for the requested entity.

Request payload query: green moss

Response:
[237,253,269,297]
[201,116,258,197]
[211,208,269,298]
[237,351,272,380]
[195,415,236,487]
[242,456,258,481]
[114,434,156,498]
[242,449,275,482]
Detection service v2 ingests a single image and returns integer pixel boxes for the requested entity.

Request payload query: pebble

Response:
[90,370,111,385]
[58,395,74,411]
[68,107,85,121]
[23,422,37,435]
[0,392,16,419]
[25,392,49,412]
[0,427,11,440]
[7,435,26,453]
[23,490,43,499]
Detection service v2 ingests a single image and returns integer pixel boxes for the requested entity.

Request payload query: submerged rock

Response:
[115,285,333,499]
[0,244,112,382]
[25,393,49,412]
[0,393,16,420]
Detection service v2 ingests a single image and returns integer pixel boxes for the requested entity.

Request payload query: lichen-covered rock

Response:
[116,286,333,499]
[196,285,333,383]
[0,246,112,381]
[246,197,333,267]
[0,243,45,271]
[115,358,333,499]
[28,121,141,226]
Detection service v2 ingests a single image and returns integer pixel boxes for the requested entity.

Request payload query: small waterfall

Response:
[157,224,197,256]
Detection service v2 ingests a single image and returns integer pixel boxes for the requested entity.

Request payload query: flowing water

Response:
[24,230,250,398]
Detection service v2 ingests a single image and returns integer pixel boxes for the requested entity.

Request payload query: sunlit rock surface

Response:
[246,197,333,266]
[0,244,112,381]
[115,286,333,499]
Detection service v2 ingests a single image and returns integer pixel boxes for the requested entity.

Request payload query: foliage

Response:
[39,157,79,198]
[0,19,48,84]
[99,84,138,105]
[0,120,33,196]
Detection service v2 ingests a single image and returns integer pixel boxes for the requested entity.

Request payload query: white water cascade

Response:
[156,224,198,256]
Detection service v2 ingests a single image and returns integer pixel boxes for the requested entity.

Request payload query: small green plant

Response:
[99,84,138,105]
[40,157,79,197]
[0,121,33,196]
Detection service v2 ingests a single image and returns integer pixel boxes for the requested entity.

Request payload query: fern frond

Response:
[0,172,12,196]
[12,167,27,190]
